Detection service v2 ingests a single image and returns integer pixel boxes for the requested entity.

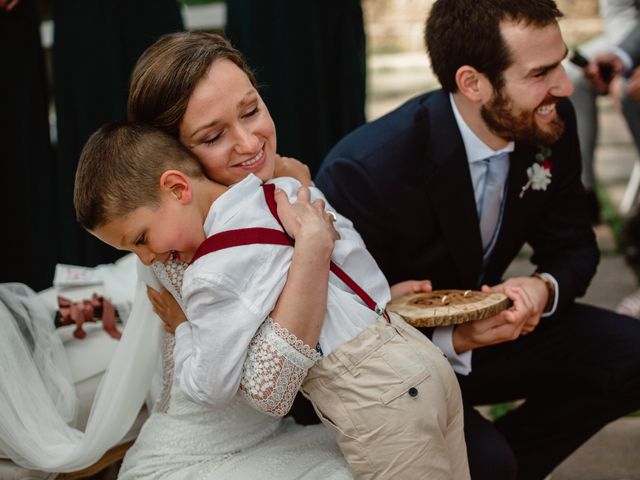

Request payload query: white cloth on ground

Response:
[0,261,161,472]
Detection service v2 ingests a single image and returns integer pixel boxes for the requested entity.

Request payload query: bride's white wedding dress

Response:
[118,260,350,479]
[119,389,349,479]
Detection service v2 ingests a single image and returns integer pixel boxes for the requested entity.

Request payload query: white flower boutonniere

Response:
[519,146,552,198]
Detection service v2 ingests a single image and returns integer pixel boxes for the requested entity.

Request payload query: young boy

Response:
[74,123,469,480]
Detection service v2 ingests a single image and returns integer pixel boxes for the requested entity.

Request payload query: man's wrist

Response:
[435,325,473,375]
[532,272,555,312]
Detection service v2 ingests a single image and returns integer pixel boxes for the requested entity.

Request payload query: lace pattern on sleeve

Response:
[154,332,175,413]
[240,318,321,417]
[151,259,187,413]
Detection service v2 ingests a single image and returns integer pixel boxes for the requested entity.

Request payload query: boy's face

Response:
[481,20,574,146]
[179,59,277,186]
[91,192,206,266]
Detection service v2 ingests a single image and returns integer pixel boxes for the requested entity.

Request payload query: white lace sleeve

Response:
[240,318,321,417]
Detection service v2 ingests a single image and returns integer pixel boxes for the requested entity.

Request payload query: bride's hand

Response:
[147,286,187,334]
[274,186,339,252]
[273,154,312,186]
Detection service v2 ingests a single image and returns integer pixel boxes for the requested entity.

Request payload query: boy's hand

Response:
[273,154,312,186]
[147,286,187,334]
[389,279,432,299]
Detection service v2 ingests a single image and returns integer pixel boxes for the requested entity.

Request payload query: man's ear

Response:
[455,65,486,102]
[159,170,193,204]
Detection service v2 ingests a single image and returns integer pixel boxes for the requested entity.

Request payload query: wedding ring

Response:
[327,211,337,222]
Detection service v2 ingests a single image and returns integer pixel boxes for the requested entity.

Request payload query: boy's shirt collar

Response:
[203,174,262,233]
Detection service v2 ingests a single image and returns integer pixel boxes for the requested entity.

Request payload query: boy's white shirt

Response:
[173,174,391,408]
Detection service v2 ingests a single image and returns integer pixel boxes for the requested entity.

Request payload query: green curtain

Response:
[225,0,366,176]
[0,1,58,290]
[52,0,184,268]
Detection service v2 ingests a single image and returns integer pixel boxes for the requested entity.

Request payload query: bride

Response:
[118,32,352,478]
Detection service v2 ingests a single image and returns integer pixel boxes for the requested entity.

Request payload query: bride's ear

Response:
[159,170,193,204]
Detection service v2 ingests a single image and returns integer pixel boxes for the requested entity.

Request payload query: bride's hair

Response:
[128,32,256,139]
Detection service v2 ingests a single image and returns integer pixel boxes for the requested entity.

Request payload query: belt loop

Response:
[378,306,390,323]
[333,348,358,377]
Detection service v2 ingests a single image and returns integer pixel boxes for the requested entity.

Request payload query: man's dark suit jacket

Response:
[316,89,599,314]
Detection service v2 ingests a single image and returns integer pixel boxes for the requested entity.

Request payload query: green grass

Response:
[596,184,640,287]
[597,184,625,248]
[487,402,639,420]
[488,402,516,421]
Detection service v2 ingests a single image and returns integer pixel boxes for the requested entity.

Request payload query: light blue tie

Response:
[479,152,509,250]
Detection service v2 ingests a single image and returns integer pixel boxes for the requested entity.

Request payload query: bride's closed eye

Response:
[242,105,260,118]
[200,101,260,146]
[203,131,223,145]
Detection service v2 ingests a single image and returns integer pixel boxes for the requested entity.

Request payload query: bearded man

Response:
[315,1,640,479]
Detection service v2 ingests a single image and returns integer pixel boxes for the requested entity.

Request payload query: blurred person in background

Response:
[0,0,57,290]
[589,17,640,315]
[564,0,639,224]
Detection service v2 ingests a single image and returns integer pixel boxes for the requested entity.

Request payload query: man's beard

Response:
[481,90,565,146]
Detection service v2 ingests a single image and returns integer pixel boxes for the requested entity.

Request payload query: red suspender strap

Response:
[191,227,293,264]
[262,183,289,234]
[328,262,378,312]
[190,183,379,313]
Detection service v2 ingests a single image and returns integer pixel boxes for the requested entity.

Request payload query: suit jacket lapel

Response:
[423,92,484,287]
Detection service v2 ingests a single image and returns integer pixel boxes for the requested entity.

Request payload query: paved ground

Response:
[367,53,640,480]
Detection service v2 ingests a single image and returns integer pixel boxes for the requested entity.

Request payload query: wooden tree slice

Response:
[386,289,512,328]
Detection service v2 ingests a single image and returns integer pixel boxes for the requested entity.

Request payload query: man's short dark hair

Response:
[425,0,563,92]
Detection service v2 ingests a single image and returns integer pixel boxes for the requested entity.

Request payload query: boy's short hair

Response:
[74,122,205,230]
[425,0,563,93]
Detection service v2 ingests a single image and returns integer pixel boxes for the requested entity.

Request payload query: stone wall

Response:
[362,0,602,52]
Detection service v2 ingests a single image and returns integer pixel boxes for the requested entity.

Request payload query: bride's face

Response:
[179,59,277,186]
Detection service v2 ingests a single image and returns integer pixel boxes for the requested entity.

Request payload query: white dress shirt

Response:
[174,174,391,407]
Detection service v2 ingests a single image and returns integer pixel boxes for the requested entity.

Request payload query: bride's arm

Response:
[268,186,335,344]
[239,186,336,416]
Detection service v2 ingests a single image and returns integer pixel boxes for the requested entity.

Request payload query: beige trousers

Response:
[301,312,469,480]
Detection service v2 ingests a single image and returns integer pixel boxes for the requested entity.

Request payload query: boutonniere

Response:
[519,146,552,198]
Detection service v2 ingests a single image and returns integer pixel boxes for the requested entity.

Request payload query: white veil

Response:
[0,261,162,472]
